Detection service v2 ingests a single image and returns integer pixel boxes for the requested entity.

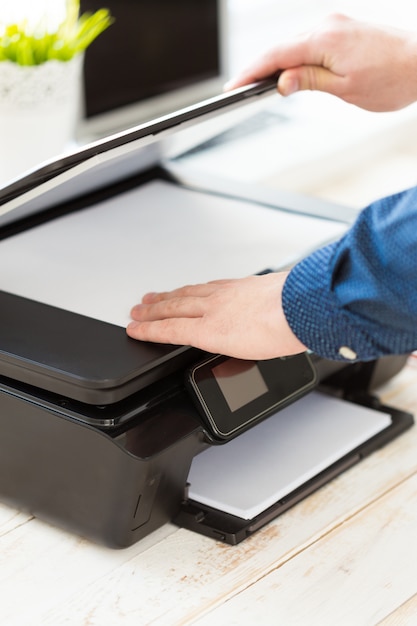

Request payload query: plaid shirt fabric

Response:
[282,186,417,361]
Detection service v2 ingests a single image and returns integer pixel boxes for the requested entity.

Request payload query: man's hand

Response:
[126,272,306,359]
[225,13,417,112]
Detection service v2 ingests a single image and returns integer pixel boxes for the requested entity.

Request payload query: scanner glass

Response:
[0,180,346,328]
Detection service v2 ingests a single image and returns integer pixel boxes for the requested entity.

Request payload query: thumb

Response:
[278,66,343,97]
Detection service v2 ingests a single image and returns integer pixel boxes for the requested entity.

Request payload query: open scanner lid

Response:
[0,80,290,406]
[0,80,277,229]
[0,79,352,407]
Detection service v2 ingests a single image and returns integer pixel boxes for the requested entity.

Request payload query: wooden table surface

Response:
[1,358,417,626]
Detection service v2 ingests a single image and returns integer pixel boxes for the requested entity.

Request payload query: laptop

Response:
[77,0,229,141]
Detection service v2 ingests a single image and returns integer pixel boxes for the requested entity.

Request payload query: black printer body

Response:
[0,83,413,547]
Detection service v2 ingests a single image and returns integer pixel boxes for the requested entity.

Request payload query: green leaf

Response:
[0,1,113,65]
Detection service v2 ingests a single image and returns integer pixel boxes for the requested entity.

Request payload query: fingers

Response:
[224,30,327,91]
[224,45,304,91]
[227,64,344,99]
[126,272,307,359]
[127,316,202,347]
[127,279,238,352]
[140,281,232,304]
[130,281,235,324]
[130,295,206,322]
[278,65,346,97]
[224,13,353,95]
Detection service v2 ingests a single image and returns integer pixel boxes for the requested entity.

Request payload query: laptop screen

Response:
[78,0,227,138]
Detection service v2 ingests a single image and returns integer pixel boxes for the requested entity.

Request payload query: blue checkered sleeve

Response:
[282,186,417,361]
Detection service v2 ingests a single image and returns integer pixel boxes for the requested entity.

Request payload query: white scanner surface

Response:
[0,180,346,327]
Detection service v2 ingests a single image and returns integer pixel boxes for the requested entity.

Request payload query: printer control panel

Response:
[186,352,317,442]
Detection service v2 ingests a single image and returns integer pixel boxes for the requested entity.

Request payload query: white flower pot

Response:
[0,54,83,185]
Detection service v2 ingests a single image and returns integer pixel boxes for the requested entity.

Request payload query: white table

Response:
[1,359,417,626]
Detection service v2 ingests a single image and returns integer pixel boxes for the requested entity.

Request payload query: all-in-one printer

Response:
[0,82,413,547]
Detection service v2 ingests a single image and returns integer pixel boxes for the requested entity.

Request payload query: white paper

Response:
[0,180,346,327]
[187,392,391,520]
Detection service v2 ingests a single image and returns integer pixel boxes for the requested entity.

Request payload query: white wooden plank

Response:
[0,519,178,625]
[378,593,417,626]
[193,473,417,626]
[0,503,32,537]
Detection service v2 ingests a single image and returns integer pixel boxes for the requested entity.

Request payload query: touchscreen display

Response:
[187,353,317,441]
[212,359,268,412]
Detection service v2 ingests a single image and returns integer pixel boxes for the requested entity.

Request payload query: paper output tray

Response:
[175,392,413,544]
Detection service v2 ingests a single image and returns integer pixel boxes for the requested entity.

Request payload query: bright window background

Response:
[0,1,66,31]
[2,0,417,73]
[227,1,417,208]
[3,0,416,77]
[228,0,417,72]
[2,0,417,205]
[2,1,417,34]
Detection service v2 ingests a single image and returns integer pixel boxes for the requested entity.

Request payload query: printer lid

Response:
[0,80,282,406]
[0,80,277,230]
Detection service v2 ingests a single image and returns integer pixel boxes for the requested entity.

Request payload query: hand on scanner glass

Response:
[127,272,306,359]
[127,14,417,361]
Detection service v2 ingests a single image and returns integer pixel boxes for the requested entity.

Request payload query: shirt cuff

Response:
[281,242,405,362]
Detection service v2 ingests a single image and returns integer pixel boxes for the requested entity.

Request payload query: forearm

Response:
[282,187,417,361]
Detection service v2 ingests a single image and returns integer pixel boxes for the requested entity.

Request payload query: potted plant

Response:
[0,0,113,184]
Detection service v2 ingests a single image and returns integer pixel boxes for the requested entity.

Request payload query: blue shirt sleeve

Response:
[282,186,417,361]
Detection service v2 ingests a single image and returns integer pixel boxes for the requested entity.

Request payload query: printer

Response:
[0,82,413,547]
